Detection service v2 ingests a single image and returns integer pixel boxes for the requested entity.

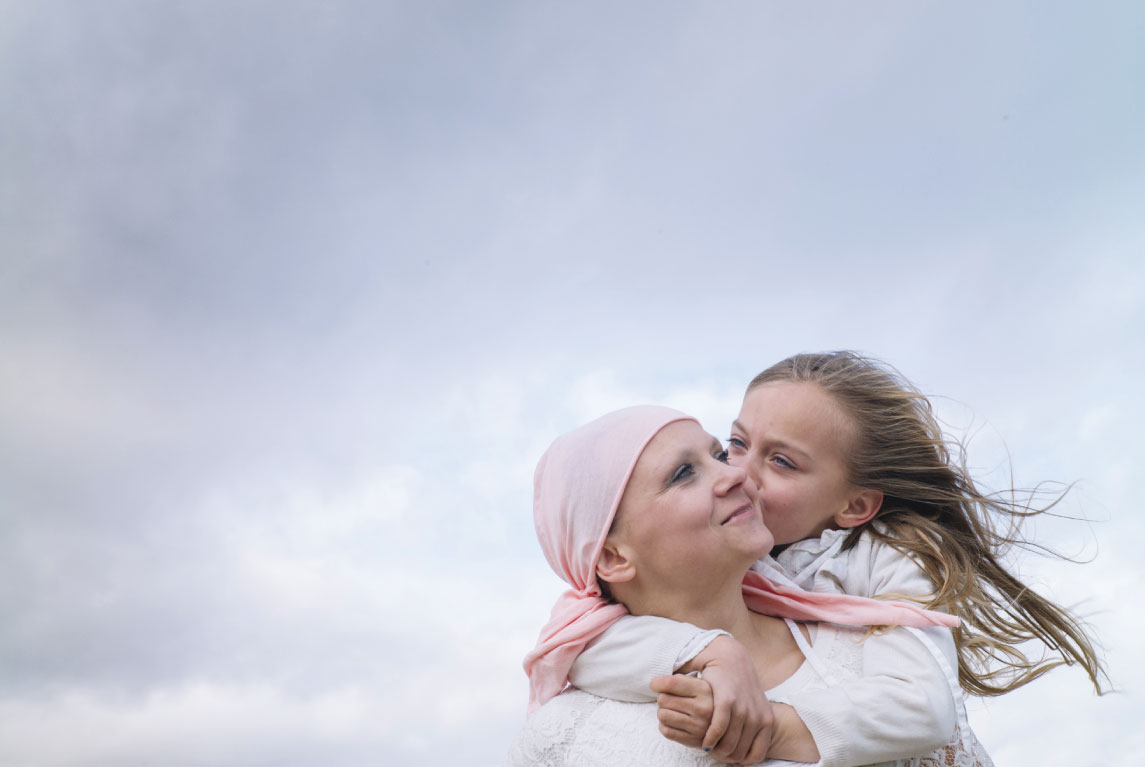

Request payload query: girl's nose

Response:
[728,453,762,490]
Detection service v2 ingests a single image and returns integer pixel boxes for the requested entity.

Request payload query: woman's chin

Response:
[743,526,775,560]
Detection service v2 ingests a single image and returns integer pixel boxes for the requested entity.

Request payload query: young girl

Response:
[568,351,1106,766]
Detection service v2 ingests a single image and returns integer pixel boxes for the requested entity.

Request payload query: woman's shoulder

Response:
[503,689,607,767]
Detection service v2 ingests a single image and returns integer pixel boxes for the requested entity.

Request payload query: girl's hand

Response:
[654,635,774,763]
[652,673,714,747]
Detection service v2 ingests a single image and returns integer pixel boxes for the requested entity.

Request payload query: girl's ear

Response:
[835,488,884,529]
[596,540,636,584]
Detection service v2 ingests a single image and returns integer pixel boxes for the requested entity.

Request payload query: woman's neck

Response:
[620,568,803,687]
[621,566,761,636]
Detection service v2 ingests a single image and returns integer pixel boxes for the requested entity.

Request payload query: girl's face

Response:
[609,420,773,584]
[728,381,864,546]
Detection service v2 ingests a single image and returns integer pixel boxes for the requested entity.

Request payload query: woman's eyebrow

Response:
[657,446,699,492]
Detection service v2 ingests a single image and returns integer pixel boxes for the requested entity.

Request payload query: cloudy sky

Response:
[2,1,1142,765]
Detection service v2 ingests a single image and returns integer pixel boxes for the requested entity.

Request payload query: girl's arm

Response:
[863,536,960,672]
[652,674,818,765]
[782,536,960,766]
[574,541,959,765]
[653,626,955,767]
[567,614,723,702]
[570,616,776,762]
[786,626,956,767]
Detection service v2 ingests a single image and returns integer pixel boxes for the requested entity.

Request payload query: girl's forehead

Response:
[740,382,855,445]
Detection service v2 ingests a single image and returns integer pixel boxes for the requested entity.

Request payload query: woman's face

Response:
[609,420,773,584]
[728,381,859,546]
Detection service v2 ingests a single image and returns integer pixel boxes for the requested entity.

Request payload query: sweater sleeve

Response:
[787,536,958,767]
[786,626,957,767]
[864,537,961,676]
[567,614,716,703]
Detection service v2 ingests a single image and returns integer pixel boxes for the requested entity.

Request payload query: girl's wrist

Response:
[767,703,819,763]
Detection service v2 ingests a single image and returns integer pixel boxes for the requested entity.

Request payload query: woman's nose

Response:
[714,461,748,494]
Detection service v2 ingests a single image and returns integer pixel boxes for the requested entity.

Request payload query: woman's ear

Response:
[596,540,636,584]
[835,488,883,529]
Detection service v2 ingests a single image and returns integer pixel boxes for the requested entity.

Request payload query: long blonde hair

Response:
[748,351,1107,697]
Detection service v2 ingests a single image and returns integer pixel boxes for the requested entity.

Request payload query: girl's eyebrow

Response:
[731,420,813,460]
[771,440,812,461]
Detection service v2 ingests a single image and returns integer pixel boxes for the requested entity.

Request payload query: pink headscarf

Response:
[523,405,957,711]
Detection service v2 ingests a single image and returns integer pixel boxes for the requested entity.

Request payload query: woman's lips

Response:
[721,502,756,525]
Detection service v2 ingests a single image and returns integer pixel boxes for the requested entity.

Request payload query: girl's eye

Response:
[715,449,729,464]
[670,463,695,484]
[727,436,746,451]
[772,455,795,470]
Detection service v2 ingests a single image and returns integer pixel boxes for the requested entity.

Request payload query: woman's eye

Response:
[772,455,795,470]
[715,449,729,464]
[727,436,746,450]
[670,463,695,484]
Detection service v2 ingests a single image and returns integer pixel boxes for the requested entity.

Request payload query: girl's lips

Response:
[721,503,756,525]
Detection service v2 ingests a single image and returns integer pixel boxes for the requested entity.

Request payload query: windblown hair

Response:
[748,351,1107,697]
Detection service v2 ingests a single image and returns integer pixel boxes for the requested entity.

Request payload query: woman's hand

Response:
[652,635,774,763]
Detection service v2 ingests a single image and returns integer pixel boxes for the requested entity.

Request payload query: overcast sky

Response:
[2,1,1143,765]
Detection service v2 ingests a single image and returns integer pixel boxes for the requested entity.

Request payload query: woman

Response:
[507,406,981,766]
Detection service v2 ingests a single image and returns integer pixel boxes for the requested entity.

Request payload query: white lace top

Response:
[505,620,992,767]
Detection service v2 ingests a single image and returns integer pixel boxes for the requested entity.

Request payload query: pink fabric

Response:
[740,570,959,629]
[523,406,958,712]
[525,406,694,711]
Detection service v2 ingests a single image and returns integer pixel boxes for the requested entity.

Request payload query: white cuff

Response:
[673,629,731,670]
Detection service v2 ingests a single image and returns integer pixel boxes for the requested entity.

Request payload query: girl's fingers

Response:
[658,723,702,747]
[656,693,695,715]
[657,708,704,737]
[651,674,706,697]
[701,701,730,751]
[727,720,756,764]
[712,714,747,761]
[744,727,772,764]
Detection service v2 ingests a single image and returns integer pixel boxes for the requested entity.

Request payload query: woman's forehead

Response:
[634,420,717,473]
